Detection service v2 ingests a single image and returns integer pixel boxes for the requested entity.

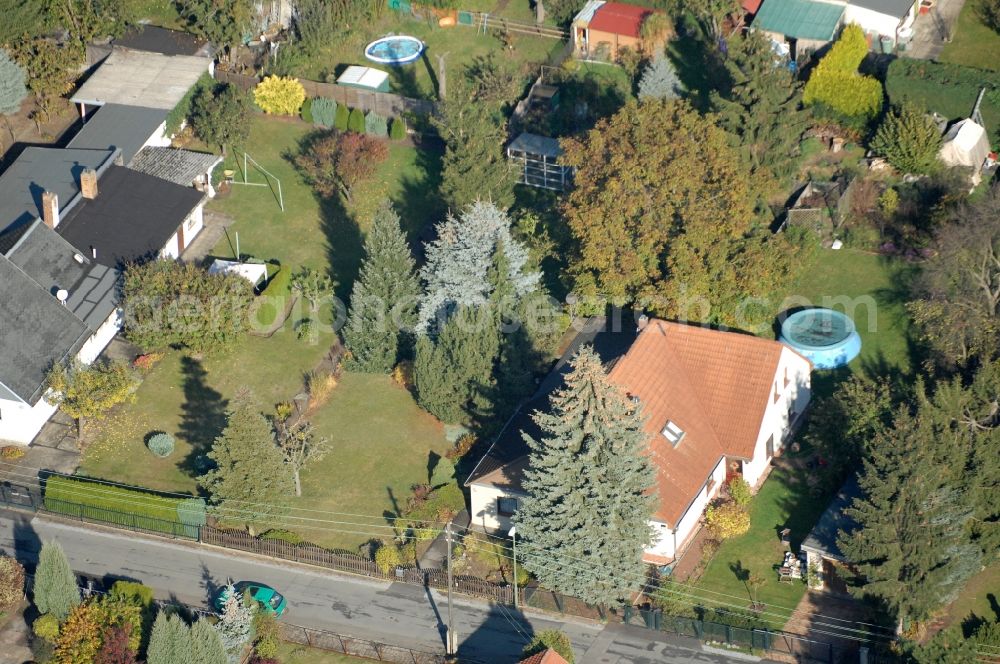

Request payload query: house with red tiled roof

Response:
[466,316,811,564]
[519,648,570,664]
[571,1,669,60]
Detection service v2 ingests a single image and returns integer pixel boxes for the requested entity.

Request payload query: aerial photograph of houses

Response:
[0,0,998,661]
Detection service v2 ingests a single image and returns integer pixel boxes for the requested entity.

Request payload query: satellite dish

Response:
[56,289,69,303]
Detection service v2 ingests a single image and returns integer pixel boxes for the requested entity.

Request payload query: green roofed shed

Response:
[752,0,845,42]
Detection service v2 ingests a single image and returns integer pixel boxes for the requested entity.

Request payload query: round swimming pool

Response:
[779,308,861,369]
[364,36,425,65]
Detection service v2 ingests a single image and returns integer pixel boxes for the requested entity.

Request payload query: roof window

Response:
[661,420,685,447]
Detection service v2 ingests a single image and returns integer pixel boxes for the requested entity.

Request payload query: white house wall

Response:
[470,483,523,533]
[842,9,909,40]
[645,455,728,561]
[744,348,812,487]
[146,121,172,150]
[1,309,121,445]
[183,205,205,249]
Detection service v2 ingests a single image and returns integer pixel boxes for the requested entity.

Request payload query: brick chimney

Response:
[42,191,59,229]
[80,168,98,199]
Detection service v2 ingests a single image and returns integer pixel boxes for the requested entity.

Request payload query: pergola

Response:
[506,132,572,192]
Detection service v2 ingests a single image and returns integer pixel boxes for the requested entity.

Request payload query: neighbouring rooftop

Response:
[800,474,862,562]
[67,104,167,163]
[71,48,211,110]
[113,24,214,57]
[129,146,221,187]
[752,0,845,41]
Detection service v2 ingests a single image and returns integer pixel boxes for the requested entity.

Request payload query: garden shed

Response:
[571,0,667,60]
[751,0,845,54]
[507,132,572,191]
[939,118,991,174]
[336,66,391,93]
[784,176,856,239]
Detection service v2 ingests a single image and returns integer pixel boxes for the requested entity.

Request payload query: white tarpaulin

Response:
[208,259,268,284]
[939,118,990,170]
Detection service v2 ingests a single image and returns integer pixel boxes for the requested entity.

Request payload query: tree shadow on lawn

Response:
[392,137,446,255]
[318,192,364,302]
[178,355,228,477]
[770,467,838,553]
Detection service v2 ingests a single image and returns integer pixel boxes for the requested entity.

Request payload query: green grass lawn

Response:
[293,12,563,99]
[939,1,1000,72]
[694,468,833,629]
[296,373,457,550]
[944,561,1000,628]
[783,247,915,397]
[211,116,444,298]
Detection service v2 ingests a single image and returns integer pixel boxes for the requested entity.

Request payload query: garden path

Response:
[904,0,967,60]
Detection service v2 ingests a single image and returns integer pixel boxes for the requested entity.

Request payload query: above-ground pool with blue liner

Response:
[779,308,862,370]
[364,36,425,65]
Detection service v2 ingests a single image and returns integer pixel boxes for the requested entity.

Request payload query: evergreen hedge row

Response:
[43,476,206,538]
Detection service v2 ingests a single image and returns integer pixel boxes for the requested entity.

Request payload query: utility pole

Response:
[446,523,455,655]
[509,526,518,611]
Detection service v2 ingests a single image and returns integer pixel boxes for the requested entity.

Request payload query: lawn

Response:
[211,115,444,298]
[277,641,371,664]
[291,12,564,99]
[694,467,834,629]
[939,1,1000,72]
[782,247,915,396]
[943,561,1000,629]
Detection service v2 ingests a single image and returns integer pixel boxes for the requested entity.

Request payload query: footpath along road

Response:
[0,510,756,663]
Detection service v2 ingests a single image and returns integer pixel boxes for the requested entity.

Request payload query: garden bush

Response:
[365,111,388,137]
[347,108,365,133]
[804,25,883,122]
[870,102,943,174]
[727,477,752,507]
[334,104,350,131]
[312,97,337,128]
[0,555,25,609]
[43,476,206,537]
[0,445,24,459]
[110,580,154,608]
[705,500,750,540]
[389,117,406,140]
[300,97,313,123]
[374,542,400,574]
[261,528,303,544]
[146,432,175,458]
[33,614,60,642]
[254,76,306,116]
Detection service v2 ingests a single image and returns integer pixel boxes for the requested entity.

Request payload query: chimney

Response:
[81,169,98,199]
[42,191,59,228]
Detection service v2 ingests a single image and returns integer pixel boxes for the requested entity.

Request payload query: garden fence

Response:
[279,623,470,664]
[214,70,436,118]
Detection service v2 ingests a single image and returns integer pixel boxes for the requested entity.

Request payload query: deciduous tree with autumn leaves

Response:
[560,99,789,326]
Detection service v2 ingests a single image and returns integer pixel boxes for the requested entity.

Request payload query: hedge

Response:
[43,476,205,538]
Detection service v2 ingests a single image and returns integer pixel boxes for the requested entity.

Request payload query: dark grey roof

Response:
[58,165,205,267]
[800,474,863,563]
[848,0,915,18]
[0,147,115,249]
[114,25,213,57]
[5,220,119,330]
[0,259,89,405]
[68,104,167,163]
[129,147,221,187]
[466,315,639,488]
[508,132,563,159]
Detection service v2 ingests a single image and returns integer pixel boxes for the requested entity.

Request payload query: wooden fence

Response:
[214,70,436,118]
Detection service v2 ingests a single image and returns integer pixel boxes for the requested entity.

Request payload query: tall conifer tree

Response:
[201,390,293,527]
[711,31,810,190]
[517,346,655,606]
[33,540,80,620]
[190,617,228,664]
[342,200,419,372]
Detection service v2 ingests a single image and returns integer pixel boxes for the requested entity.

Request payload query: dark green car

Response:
[214,581,287,617]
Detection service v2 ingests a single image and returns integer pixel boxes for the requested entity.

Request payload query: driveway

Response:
[903,0,967,60]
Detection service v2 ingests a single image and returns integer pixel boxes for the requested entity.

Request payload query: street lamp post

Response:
[508,525,518,611]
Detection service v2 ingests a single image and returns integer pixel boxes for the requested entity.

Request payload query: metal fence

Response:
[214,70,436,118]
[280,623,454,664]
[44,497,200,540]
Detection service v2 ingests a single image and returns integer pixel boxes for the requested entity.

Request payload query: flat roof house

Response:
[467,317,812,564]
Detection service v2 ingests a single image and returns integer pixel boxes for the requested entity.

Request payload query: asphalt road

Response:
[0,511,753,663]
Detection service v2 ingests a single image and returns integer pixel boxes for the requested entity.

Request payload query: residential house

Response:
[67,103,171,164]
[467,317,812,564]
[519,649,570,664]
[0,146,207,444]
[571,1,668,60]
[0,221,119,443]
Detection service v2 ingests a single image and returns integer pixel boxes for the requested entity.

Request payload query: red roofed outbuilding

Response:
[572,0,669,60]
[519,648,570,664]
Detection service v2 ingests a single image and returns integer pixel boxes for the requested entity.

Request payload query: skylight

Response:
[661,420,685,446]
